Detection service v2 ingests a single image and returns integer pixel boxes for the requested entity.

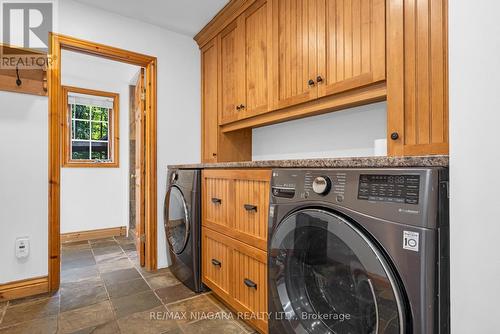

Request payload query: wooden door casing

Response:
[201,38,219,162]
[317,0,386,97]
[134,68,145,267]
[387,0,448,156]
[271,0,320,110]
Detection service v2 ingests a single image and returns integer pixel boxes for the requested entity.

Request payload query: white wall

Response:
[252,102,387,160]
[60,50,139,234]
[0,0,200,283]
[0,92,48,283]
[55,0,201,268]
[449,1,500,332]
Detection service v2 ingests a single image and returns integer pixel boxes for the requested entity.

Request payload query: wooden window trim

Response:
[61,86,120,168]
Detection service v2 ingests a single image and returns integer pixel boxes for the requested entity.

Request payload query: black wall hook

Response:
[15,65,22,86]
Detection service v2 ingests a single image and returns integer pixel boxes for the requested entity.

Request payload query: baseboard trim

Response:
[0,276,49,301]
[61,226,126,243]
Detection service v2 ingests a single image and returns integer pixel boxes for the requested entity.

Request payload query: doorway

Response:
[48,34,158,292]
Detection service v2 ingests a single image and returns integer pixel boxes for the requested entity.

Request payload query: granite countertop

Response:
[168,155,449,170]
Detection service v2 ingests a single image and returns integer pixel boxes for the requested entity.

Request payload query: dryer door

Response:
[269,209,406,334]
[164,185,190,255]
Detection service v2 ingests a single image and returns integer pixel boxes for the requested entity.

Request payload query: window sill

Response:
[62,161,120,168]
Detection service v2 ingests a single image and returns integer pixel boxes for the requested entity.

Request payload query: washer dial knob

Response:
[312,176,332,195]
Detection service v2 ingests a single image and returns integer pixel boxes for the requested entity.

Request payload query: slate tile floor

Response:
[0,236,257,333]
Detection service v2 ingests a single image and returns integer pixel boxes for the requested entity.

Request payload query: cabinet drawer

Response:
[202,228,231,295]
[232,242,268,331]
[234,178,270,250]
[203,175,232,229]
[202,227,268,334]
[202,169,271,251]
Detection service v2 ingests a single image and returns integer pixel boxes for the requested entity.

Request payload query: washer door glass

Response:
[165,186,190,254]
[270,209,405,334]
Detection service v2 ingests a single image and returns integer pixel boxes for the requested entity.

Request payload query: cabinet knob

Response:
[212,153,217,157]
[239,104,245,110]
[390,132,399,140]
[211,259,222,267]
[308,79,315,86]
[235,105,240,111]
[316,75,323,83]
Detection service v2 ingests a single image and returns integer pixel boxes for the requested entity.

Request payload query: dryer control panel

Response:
[358,174,420,204]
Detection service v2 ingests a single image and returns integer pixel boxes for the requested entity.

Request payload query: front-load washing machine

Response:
[268,168,449,334]
[164,169,206,292]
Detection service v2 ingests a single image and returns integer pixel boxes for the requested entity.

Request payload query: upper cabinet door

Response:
[201,38,219,163]
[387,0,448,156]
[317,0,386,98]
[271,0,320,110]
[219,21,245,125]
[238,0,272,119]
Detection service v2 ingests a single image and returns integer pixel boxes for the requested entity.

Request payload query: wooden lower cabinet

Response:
[202,228,231,296]
[202,169,271,334]
[202,169,271,251]
[202,227,268,333]
[231,241,268,323]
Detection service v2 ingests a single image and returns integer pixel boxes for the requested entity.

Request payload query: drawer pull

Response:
[211,197,222,204]
[244,204,257,212]
[243,278,257,289]
[211,259,222,267]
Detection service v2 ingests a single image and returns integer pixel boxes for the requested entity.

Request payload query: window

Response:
[62,86,119,167]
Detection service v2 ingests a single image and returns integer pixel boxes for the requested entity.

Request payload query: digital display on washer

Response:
[358,174,420,204]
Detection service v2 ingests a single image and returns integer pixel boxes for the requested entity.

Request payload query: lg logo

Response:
[2,1,53,51]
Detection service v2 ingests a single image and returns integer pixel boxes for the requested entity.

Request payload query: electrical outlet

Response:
[15,237,30,259]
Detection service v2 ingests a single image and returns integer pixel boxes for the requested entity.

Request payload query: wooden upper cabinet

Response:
[201,38,219,163]
[197,0,449,158]
[271,0,320,110]
[219,0,272,125]
[219,21,244,125]
[317,0,386,97]
[239,0,272,118]
[387,0,448,156]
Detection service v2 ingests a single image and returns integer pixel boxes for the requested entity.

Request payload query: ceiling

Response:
[73,0,230,37]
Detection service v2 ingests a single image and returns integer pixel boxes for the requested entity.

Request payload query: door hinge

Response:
[141,88,146,101]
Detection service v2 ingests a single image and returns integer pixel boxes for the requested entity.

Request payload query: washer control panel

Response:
[270,168,441,229]
[357,174,420,204]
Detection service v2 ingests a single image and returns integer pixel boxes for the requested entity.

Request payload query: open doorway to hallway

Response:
[58,49,145,269]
